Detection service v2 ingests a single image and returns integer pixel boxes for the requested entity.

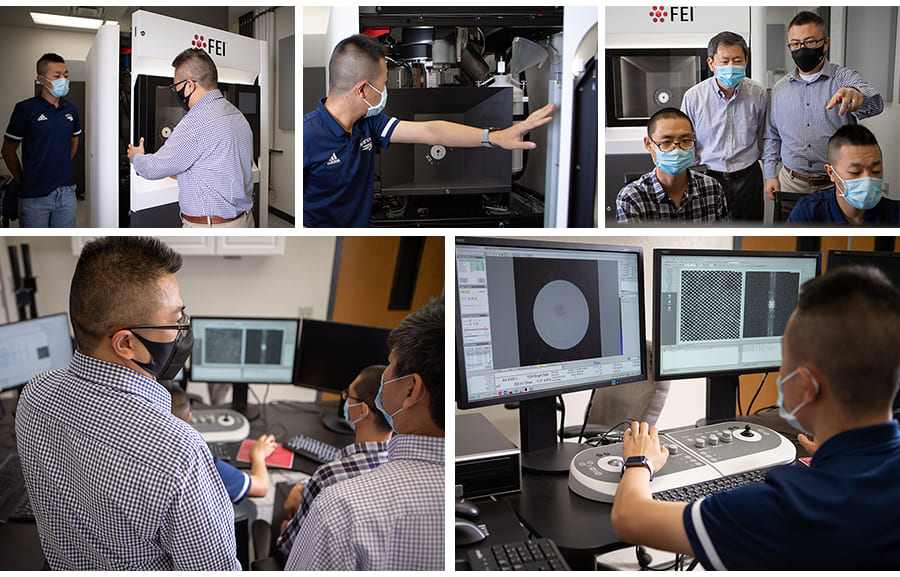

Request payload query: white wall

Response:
[269,7,296,217]
[456,236,735,446]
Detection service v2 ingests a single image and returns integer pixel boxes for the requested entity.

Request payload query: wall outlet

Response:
[298,307,314,319]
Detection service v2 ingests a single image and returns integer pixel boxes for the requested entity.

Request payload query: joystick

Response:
[740,424,754,438]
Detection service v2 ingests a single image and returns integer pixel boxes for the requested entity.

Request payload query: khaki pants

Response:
[778,165,834,196]
[181,211,255,228]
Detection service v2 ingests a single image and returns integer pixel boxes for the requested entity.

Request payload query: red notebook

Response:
[236,439,294,469]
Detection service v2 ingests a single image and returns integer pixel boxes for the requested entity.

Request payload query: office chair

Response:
[560,340,670,441]
[235,514,250,570]
[773,190,806,222]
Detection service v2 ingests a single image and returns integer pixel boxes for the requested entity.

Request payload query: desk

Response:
[0,398,348,570]
[454,499,530,570]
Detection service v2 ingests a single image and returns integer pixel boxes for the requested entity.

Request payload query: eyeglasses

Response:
[168,79,195,93]
[112,313,191,337]
[649,137,695,151]
[787,37,825,50]
[341,388,363,403]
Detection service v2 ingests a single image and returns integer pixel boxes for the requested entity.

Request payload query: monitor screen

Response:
[456,237,647,409]
[653,249,822,380]
[0,313,73,391]
[189,317,299,384]
[293,319,392,393]
[827,250,900,289]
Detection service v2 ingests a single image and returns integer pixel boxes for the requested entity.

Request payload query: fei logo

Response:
[190,33,227,56]
[649,6,695,23]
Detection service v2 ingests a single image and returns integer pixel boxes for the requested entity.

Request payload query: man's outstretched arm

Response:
[390,103,555,150]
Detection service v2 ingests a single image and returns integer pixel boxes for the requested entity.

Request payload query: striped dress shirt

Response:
[762,61,883,179]
[15,352,239,570]
[285,434,444,570]
[132,89,254,218]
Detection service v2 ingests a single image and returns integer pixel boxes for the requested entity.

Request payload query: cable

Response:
[746,373,768,416]
[557,395,565,444]
[578,389,597,444]
[585,419,637,447]
[736,379,743,416]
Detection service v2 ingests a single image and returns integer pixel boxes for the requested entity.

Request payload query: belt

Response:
[786,169,830,185]
[707,165,756,180]
[181,212,247,225]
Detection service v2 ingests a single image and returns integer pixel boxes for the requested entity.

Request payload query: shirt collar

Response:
[340,440,390,458]
[188,89,223,114]
[713,77,743,100]
[810,421,900,468]
[317,97,353,139]
[789,60,837,83]
[69,351,172,412]
[387,434,445,465]
[649,170,695,205]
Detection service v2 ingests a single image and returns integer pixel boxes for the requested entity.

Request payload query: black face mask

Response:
[791,45,826,73]
[175,81,193,112]
[131,328,193,382]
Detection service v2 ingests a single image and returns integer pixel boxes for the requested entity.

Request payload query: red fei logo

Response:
[191,34,207,50]
[649,6,668,23]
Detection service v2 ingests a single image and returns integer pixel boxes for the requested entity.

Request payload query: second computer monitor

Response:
[653,249,822,381]
[0,313,74,392]
[293,319,392,394]
[189,316,299,384]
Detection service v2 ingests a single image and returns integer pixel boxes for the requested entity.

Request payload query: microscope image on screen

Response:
[204,328,243,364]
[743,272,799,338]
[244,329,284,365]
[512,258,602,365]
[204,327,285,366]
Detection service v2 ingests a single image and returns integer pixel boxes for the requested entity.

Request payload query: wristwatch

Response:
[621,455,654,480]
[482,127,496,148]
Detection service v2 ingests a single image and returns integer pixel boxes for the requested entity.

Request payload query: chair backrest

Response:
[587,340,669,428]
[773,190,807,222]
[624,171,646,185]
[234,514,249,570]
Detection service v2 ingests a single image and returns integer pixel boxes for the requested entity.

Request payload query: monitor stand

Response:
[322,414,354,435]
[231,383,260,421]
[519,397,586,473]
[706,375,740,424]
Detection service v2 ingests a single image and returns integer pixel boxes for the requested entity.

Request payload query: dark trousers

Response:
[707,162,764,223]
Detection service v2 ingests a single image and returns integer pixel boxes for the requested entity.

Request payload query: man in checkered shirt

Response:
[274,365,392,563]
[128,49,255,228]
[15,237,239,570]
[286,298,445,570]
[616,108,730,224]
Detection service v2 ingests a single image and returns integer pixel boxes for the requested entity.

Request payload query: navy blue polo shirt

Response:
[213,456,251,503]
[303,98,399,228]
[787,187,900,225]
[683,421,900,570]
[4,96,81,198]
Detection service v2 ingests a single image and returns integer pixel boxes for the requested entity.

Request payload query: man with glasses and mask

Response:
[273,365,392,565]
[787,124,898,225]
[681,32,768,222]
[15,236,240,570]
[127,48,254,228]
[763,11,883,200]
[616,107,729,223]
[2,53,82,227]
[303,34,555,227]
[286,298,444,570]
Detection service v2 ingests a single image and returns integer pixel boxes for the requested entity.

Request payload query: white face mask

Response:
[363,82,388,118]
[776,367,819,433]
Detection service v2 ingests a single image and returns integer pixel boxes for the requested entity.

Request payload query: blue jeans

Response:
[19,184,77,228]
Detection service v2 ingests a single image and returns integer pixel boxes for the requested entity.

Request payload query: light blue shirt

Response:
[15,352,240,570]
[133,89,254,219]
[763,61,883,179]
[681,76,768,173]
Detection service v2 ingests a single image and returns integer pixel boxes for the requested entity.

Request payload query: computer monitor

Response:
[0,313,74,397]
[189,316,300,420]
[653,248,822,422]
[826,250,900,414]
[456,237,647,471]
[293,319,392,434]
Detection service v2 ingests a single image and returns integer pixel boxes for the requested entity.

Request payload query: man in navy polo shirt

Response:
[608,266,900,570]
[787,124,898,225]
[303,34,555,228]
[2,53,81,228]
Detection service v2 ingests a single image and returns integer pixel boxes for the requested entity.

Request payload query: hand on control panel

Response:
[622,421,669,476]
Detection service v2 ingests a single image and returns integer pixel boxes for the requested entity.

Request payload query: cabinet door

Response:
[72,236,217,255]
[216,236,285,256]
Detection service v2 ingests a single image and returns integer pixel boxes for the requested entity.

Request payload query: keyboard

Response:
[653,468,769,502]
[467,538,570,571]
[0,451,34,522]
[208,442,235,462]
[282,435,341,464]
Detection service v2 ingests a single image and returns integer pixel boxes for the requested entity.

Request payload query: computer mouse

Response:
[455,518,488,546]
[455,499,480,519]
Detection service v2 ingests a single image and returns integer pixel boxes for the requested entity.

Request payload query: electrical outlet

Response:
[298,307,314,319]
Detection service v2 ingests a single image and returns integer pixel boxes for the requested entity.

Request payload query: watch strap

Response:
[482,127,495,148]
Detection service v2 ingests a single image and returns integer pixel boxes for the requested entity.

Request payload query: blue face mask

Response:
[834,172,883,210]
[654,147,693,176]
[714,64,745,89]
[41,75,69,98]
[342,400,367,430]
[363,82,388,118]
[375,373,417,430]
[776,367,819,433]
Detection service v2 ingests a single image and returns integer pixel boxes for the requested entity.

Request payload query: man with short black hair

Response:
[681,31,767,221]
[788,124,898,225]
[2,52,82,227]
[274,365,392,562]
[286,298,444,570]
[304,34,555,227]
[610,266,900,570]
[128,48,254,227]
[16,236,239,570]
[763,11,883,199]
[616,107,729,223]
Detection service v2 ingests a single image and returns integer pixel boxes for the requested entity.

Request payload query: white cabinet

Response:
[71,236,285,256]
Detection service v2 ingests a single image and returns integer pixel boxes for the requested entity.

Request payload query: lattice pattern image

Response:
[680,270,742,341]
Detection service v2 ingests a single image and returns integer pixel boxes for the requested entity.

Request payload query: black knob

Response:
[740,424,753,437]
